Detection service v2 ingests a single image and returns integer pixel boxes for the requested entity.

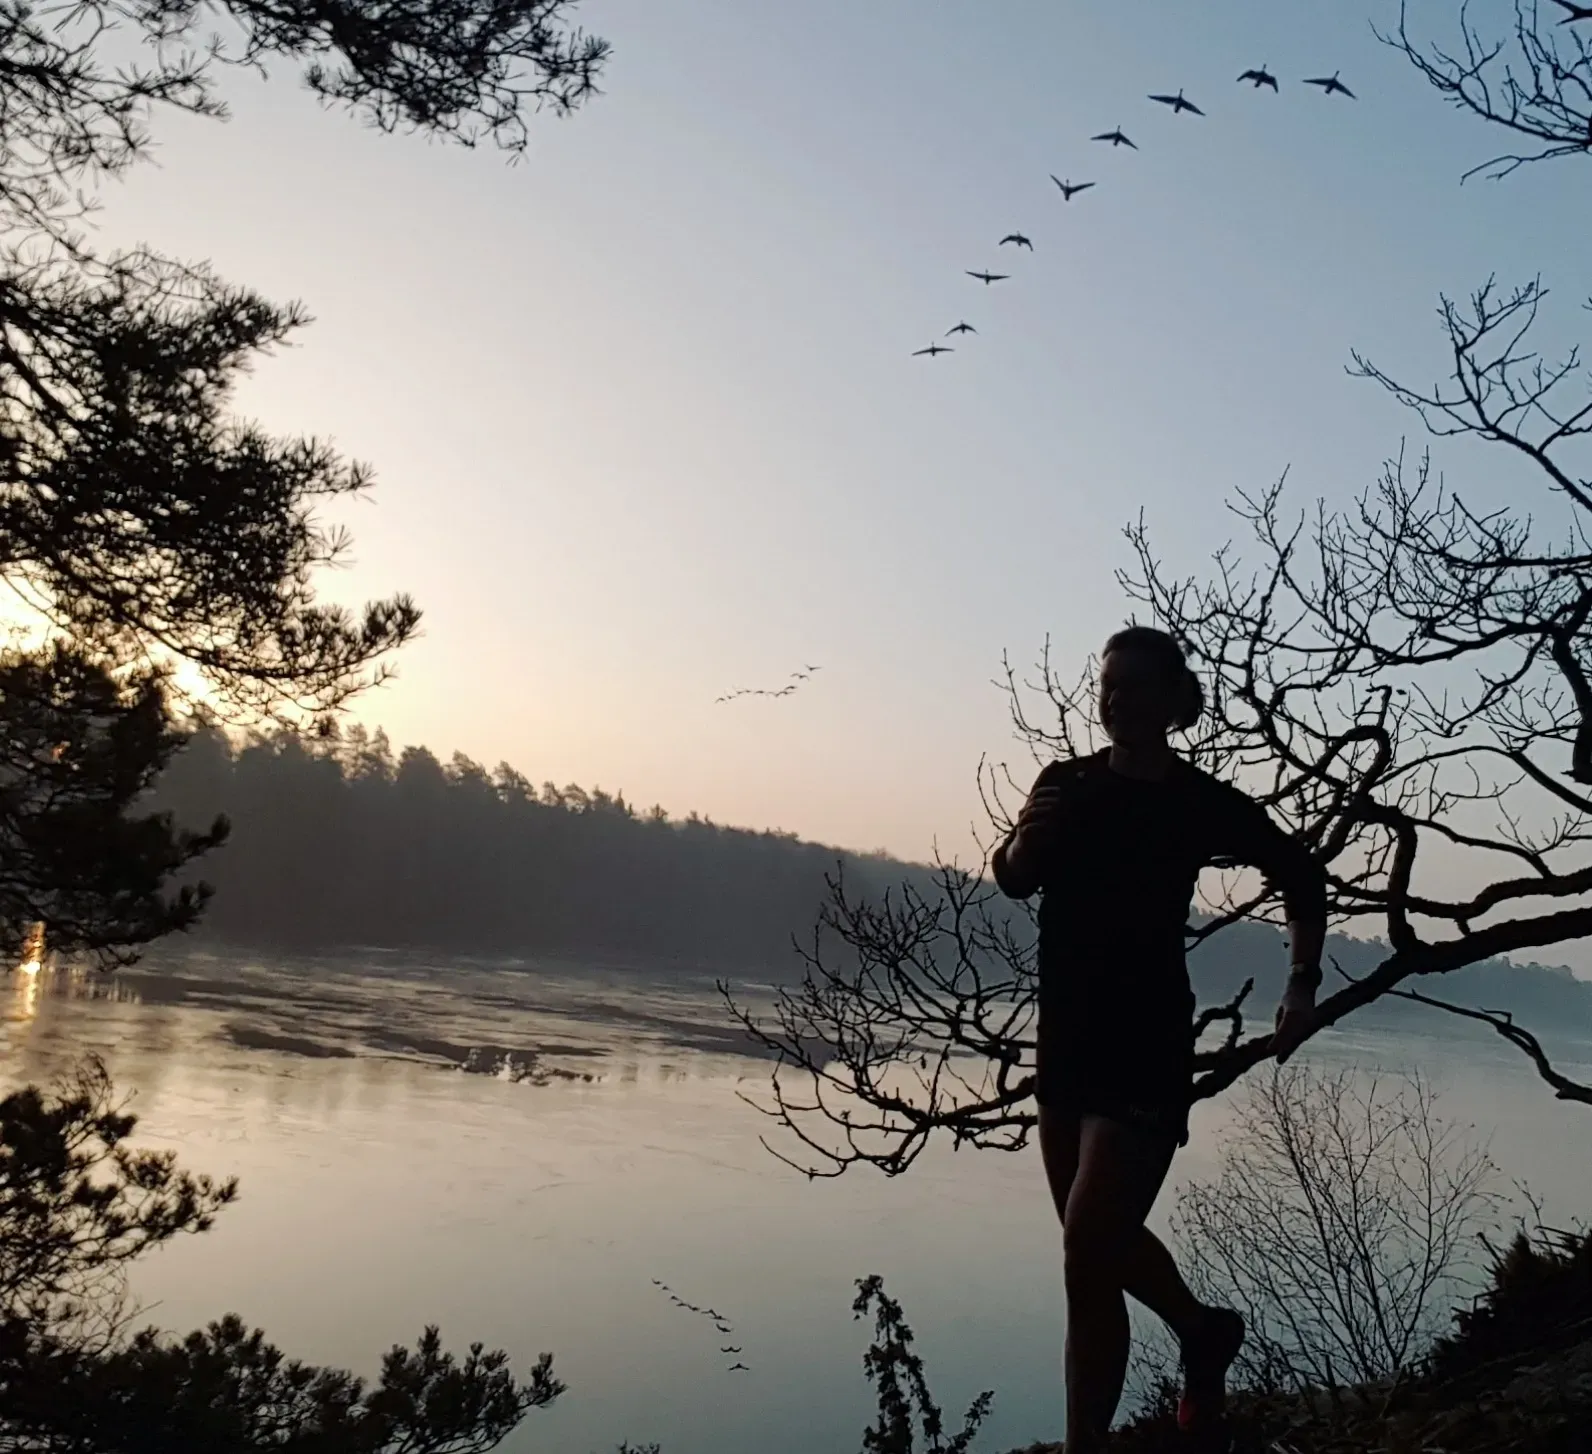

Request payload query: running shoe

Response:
[1177,1305,1245,1436]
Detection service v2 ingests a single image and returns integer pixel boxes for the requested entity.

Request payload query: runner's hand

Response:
[1272,982,1316,1064]
[1012,784,1066,854]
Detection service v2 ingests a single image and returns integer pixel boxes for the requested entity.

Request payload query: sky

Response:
[82,0,1592,872]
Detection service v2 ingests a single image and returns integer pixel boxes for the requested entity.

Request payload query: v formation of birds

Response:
[912,62,1358,360]
[713,663,821,705]
[652,1279,751,1372]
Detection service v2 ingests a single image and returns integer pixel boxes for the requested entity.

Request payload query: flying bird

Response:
[912,343,952,357]
[1092,128,1138,149]
[999,232,1033,249]
[1550,0,1592,20]
[1148,89,1205,115]
[651,1279,663,1286]
[728,1362,749,1372]
[714,1322,734,1334]
[1304,71,1355,98]
[965,270,1009,284]
[945,321,976,336]
[1050,176,1095,199]
[1237,65,1279,90]
[721,1346,742,1354]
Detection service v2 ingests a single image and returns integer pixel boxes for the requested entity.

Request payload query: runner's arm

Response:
[1207,786,1328,975]
[991,759,1068,900]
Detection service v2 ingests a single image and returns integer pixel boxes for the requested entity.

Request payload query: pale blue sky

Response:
[91,0,1590,867]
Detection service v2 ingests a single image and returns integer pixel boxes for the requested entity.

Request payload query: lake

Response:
[5,947,1592,1454]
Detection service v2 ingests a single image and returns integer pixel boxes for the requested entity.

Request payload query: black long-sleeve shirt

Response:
[997,749,1327,1009]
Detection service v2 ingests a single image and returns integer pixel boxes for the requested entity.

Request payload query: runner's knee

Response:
[1061,1199,1133,1292]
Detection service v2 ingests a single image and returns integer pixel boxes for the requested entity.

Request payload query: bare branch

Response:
[1379,1,1592,181]
[1389,982,1592,1106]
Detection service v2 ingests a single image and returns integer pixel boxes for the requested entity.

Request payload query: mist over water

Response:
[6,949,1591,1454]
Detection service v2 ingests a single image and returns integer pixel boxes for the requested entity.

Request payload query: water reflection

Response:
[11,963,38,1024]
[0,946,788,1108]
[8,921,45,1026]
[0,946,1589,1454]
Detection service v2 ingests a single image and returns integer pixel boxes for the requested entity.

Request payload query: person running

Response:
[991,625,1328,1452]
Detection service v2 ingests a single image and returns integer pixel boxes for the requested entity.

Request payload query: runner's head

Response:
[1099,625,1203,745]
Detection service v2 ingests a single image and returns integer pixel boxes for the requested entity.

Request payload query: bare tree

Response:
[723,863,1042,1177]
[722,11,1592,1180]
[1170,1064,1503,1397]
[1121,271,1592,1092]
[1381,0,1592,180]
[723,277,1592,1176]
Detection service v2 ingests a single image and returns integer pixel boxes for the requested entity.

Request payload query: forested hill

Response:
[150,725,945,971]
[149,726,1592,1031]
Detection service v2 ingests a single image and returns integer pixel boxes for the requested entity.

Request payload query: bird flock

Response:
[709,16,1592,695]
[911,61,1359,360]
[714,663,821,705]
[652,1278,750,1371]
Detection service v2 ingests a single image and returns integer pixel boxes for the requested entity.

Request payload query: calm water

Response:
[4,948,1592,1454]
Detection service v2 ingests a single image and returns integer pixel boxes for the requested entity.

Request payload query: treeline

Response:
[1187,917,1592,1037]
[150,724,935,970]
[148,725,1592,1032]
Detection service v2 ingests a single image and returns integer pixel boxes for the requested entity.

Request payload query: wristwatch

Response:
[1287,962,1323,991]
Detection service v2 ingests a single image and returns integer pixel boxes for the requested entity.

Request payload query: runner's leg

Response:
[1059,1114,1178,1451]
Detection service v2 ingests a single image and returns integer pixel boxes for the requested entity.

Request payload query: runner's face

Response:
[1099,646,1175,745]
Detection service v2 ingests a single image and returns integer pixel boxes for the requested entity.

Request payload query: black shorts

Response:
[1034,982,1196,1147]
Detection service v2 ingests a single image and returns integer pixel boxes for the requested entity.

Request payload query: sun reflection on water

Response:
[12,967,38,1023]
[10,922,45,1023]
[17,920,43,972]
